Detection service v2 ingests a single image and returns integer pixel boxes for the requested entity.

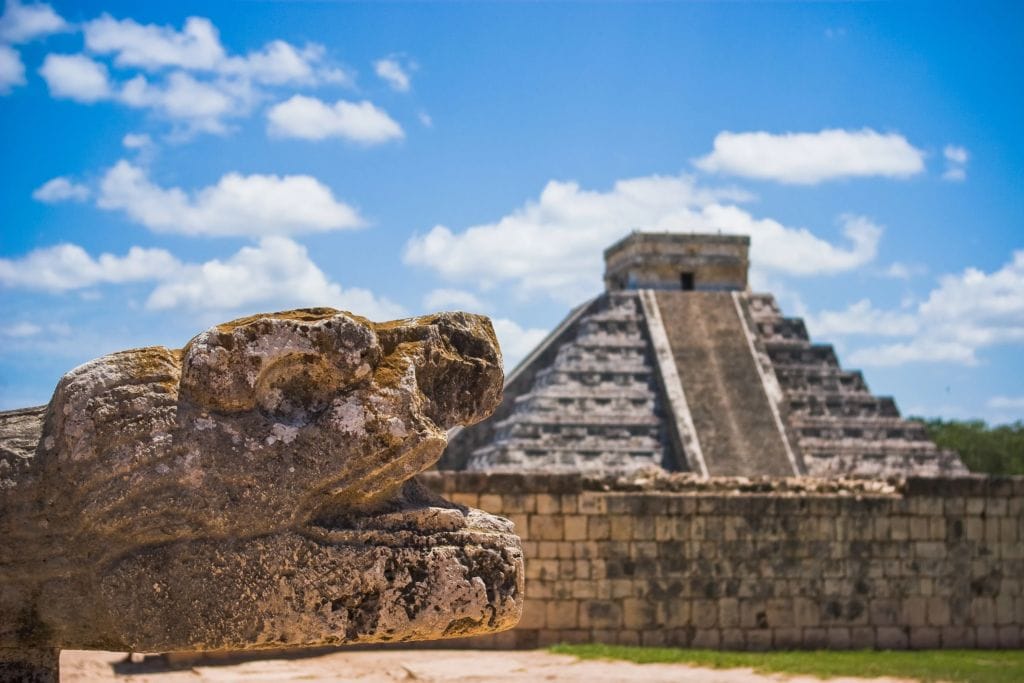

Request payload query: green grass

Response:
[549,643,1024,683]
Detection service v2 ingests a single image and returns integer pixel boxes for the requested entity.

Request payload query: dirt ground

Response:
[61,649,920,683]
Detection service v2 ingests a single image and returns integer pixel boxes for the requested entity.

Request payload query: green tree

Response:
[914,418,1024,475]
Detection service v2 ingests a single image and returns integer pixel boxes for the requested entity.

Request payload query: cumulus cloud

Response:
[32,176,90,202]
[1,321,70,338]
[818,250,1024,366]
[147,236,405,318]
[39,52,254,134]
[942,144,968,182]
[1,321,41,337]
[97,160,363,237]
[38,53,111,102]
[693,128,926,184]
[83,13,348,87]
[0,243,181,291]
[0,0,69,44]
[122,132,152,149]
[423,288,487,312]
[491,318,550,371]
[30,13,353,135]
[804,299,919,338]
[403,173,879,304]
[374,56,412,92]
[267,95,404,144]
[119,71,244,134]
[882,262,927,280]
[0,237,403,319]
[84,14,226,71]
[0,44,25,93]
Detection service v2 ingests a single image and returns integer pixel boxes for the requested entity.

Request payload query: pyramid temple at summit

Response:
[441,232,967,478]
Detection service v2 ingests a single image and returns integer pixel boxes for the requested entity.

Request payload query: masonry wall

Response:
[420,472,1024,650]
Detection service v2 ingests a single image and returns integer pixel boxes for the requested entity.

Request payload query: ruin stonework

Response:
[0,309,523,681]
[444,232,967,478]
[424,471,1024,651]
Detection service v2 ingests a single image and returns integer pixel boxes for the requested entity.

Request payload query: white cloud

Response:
[39,53,254,134]
[848,340,976,367]
[84,14,226,71]
[988,396,1024,410]
[423,288,487,312]
[1,321,41,337]
[0,0,69,44]
[53,14,351,135]
[221,40,347,86]
[83,13,347,87]
[38,53,111,102]
[693,128,926,184]
[97,160,363,237]
[823,250,1024,366]
[122,132,152,149]
[32,176,90,202]
[944,145,968,165]
[0,237,403,320]
[119,71,244,134]
[0,321,70,338]
[942,144,968,182]
[267,95,404,144]
[882,261,927,280]
[491,318,549,371]
[403,173,879,304]
[0,243,181,291]
[418,111,433,128]
[146,237,405,318]
[0,44,25,93]
[804,299,919,338]
[374,56,412,92]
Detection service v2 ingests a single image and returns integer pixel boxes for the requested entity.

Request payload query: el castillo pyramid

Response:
[441,232,967,478]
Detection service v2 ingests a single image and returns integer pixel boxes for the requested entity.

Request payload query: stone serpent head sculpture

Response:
[0,308,521,679]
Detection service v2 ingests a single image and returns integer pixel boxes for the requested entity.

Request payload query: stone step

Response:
[656,291,795,477]
[798,438,940,455]
[772,367,870,393]
[512,385,655,400]
[513,396,656,413]
[755,317,810,344]
[786,393,899,417]
[494,412,663,429]
[766,343,839,367]
[792,420,930,442]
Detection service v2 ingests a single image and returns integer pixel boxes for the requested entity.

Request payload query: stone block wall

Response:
[420,472,1024,650]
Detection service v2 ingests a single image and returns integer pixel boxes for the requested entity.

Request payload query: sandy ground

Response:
[61,649,922,683]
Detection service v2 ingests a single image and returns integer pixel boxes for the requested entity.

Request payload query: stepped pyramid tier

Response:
[745,293,967,477]
[441,232,967,478]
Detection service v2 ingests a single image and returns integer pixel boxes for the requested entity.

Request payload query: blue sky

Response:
[1,1,1022,423]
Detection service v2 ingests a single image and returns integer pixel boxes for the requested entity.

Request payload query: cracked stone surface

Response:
[0,308,522,681]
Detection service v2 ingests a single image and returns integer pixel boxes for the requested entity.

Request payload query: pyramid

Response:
[441,232,967,478]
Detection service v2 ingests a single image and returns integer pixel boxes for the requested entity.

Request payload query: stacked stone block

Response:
[744,293,967,477]
[466,292,673,472]
[422,472,1024,650]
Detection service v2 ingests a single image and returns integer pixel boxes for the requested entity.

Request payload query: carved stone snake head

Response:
[1,309,522,656]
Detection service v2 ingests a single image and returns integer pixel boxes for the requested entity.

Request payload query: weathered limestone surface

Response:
[0,308,523,678]
[424,471,1024,651]
[464,293,675,473]
[745,294,968,477]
